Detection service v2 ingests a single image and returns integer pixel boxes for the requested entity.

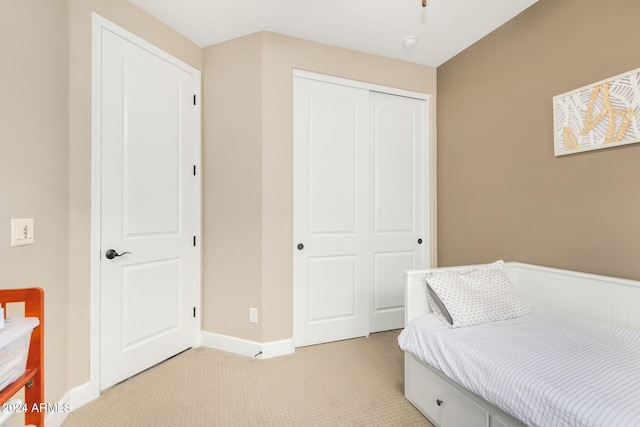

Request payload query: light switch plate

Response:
[11,218,34,247]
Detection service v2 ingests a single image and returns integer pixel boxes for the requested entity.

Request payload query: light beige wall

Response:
[67,0,201,389]
[203,31,437,342]
[0,0,69,404]
[437,0,640,279]
[202,34,264,341]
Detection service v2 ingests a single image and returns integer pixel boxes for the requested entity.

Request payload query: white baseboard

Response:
[43,389,72,427]
[68,380,100,411]
[200,331,295,359]
[45,380,100,426]
[261,338,295,359]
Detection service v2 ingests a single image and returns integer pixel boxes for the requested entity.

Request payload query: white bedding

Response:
[398,308,640,427]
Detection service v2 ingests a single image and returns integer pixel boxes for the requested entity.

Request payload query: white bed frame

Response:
[403,262,640,427]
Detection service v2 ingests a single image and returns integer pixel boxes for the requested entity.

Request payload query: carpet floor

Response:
[62,330,432,426]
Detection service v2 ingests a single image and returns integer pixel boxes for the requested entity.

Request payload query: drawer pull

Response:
[436,399,443,407]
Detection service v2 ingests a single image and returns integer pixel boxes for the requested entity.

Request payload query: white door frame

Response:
[87,13,201,398]
[292,69,432,341]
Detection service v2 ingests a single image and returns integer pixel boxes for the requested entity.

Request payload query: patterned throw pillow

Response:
[426,261,531,328]
[425,260,503,324]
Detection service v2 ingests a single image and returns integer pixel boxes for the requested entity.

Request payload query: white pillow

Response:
[426,261,531,328]
[425,260,503,324]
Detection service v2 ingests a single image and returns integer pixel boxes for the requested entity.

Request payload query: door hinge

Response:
[193,307,196,318]
[193,236,197,247]
[193,94,196,106]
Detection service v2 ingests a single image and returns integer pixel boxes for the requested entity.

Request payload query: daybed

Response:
[399,261,640,427]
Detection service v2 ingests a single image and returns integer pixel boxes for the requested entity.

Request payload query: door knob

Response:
[105,249,131,260]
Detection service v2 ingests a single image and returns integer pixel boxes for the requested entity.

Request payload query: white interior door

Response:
[370,92,427,332]
[293,78,371,347]
[97,23,200,390]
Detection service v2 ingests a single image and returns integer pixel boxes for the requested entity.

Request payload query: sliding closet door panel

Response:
[374,251,414,314]
[293,77,371,347]
[308,96,357,235]
[374,108,415,233]
[370,92,427,332]
[308,255,356,321]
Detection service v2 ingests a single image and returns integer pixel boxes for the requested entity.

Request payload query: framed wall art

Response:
[553,67,640,156]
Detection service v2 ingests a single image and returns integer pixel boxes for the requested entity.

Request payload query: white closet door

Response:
[293,75,429,346]
[369,92,427,332]
[293,78,371,347]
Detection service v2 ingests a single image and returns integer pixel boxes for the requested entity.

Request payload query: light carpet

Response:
[62,330,432,426]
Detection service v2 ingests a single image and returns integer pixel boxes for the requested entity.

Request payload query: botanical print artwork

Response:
[553,68,640,156]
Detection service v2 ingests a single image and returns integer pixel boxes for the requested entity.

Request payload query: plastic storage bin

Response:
[0,318,39,392]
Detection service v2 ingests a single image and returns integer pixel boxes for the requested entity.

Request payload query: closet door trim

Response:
[293,69,430,102]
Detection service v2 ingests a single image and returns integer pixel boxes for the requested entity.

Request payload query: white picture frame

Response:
[553,67,640,156]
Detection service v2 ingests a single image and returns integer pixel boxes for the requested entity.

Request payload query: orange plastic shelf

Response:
[0,288,44,427]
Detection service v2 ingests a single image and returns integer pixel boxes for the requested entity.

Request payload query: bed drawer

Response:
[406,354,488,427]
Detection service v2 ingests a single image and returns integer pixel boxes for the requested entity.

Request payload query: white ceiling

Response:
[128,0,538,67]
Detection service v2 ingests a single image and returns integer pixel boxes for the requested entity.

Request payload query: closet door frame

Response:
[292,70,434,344]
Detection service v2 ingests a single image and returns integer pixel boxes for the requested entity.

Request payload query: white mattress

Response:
[398,308,640,427]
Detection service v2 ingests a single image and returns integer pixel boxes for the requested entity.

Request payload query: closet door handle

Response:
[297,243,304,250]
[436,399,443,407]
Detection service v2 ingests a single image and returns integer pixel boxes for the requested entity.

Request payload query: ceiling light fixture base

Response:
[403,36,418,49]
